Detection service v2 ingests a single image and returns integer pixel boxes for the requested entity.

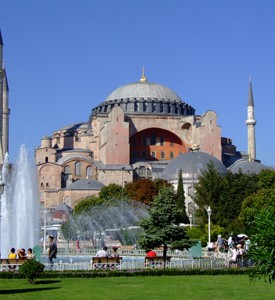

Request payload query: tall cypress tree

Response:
[176,169,189,224]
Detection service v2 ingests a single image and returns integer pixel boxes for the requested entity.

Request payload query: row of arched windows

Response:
[132,150,177,159]
[64,162,92,177]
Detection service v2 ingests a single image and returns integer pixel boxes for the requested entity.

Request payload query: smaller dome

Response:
[42,135,51,140]
[54,203,73,213]
[228,159,271,174]
[161,151,227,181]
[66,179,105,190]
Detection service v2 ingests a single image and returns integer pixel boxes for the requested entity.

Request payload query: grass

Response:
[0,275,274,300]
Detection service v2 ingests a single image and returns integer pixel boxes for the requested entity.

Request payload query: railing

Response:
[41,256,231,271]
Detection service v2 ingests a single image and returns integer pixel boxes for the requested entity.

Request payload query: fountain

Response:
[0,145,40,257]
[62,200,149,247]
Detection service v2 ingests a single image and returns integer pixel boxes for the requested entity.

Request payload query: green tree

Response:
[176,169,189,224]
[138,186,194,259]
[239,188,275,230]
[74,195,103,214]
[195,161,224,226]
[99,183,123,200]
[257,169,275,189]
[249,204,275,283]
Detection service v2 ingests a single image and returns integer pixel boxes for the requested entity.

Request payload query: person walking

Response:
[48,236,57,270]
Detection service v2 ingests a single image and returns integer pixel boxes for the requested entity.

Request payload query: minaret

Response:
[246,76,256,161]
[0,30,9,163]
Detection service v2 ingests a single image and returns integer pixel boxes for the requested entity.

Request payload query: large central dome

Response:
[90,71,195,117]
[105,81,182,103]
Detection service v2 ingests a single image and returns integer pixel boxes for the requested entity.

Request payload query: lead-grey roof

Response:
[105,81,182,103]
[228,159,271,174]
[65,179,105,190]
[161,151,227,181]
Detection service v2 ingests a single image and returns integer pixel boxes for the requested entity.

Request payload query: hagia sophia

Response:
[0,30,271,218]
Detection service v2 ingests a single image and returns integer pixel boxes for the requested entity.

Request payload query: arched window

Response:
[160,136,165,146]
[151,151,156,158]
[86,166,92,178]
[161,151,165,159]
[141,151,147,158]
[64,165,70,174]
[45,157,48,163]
[170,152,174,159]
[150,133,156,145]
[75,162,82,175]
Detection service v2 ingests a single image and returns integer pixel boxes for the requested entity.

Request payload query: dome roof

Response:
[161,151,227,181]
[228,159,271,174]
[66,179,105,190]
[105,81,182,103]
[90,73,195,118]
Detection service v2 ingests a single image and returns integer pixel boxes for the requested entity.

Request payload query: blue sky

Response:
[0,0,274,166]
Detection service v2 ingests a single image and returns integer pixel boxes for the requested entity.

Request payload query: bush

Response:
[19,260,45,284]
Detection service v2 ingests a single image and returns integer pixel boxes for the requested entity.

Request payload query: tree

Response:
[99,183,123,200]
[239,188,275,230]
[74,195,103,214]
[249,204,275,283]
[176,169,189,224]
[195,161,224,226]
[257,169,275,189]
[125,178,171,206]
[138,186,194,259]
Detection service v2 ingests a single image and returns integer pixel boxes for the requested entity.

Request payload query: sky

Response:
[0,0,274,166]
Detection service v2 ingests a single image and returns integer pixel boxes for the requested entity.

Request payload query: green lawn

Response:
[0,276,274,300]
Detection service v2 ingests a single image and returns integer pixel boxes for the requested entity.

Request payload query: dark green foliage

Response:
[249,205,275,283]
[74,196,103,214]
[99,183,123,200]
[176,169,189,224]
[19,260,45,283]
[138,186,194,257]
[257,169,275,189]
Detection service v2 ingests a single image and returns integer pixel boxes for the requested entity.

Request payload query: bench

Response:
[144,256,171,268]
[0,258,28,271]
[91,257,122,270]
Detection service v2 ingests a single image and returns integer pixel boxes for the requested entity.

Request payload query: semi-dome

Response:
[161,151,227,181]
[90,72,195,118]
[228,159,271,174]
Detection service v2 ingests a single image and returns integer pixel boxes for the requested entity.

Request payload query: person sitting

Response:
[8,248,17,271]
[111,247,119,258]
[27,248,35,260]
[17,248,27,259]
[146,249,157,257]
[95,246,109,257]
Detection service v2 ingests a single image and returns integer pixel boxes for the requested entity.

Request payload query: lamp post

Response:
[121,167,125,200]
[207,206,212,248]
[43,208,47,253]
[0,176,5,257]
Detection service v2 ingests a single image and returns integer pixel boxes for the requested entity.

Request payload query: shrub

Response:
[19,260,45,284]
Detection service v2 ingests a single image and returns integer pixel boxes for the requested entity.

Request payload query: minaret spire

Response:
[246,76,256,161]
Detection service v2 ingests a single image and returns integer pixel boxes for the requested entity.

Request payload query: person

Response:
[48,235,57,269]
[27,248,35,260]
[146,249,157,257]
[17,248,27,259]
[8,248,17,259]
[229,245,239,265]
[95,246,109,257]
[111,246,119,258]
[8,248,17,271]
[216,235,224,252]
